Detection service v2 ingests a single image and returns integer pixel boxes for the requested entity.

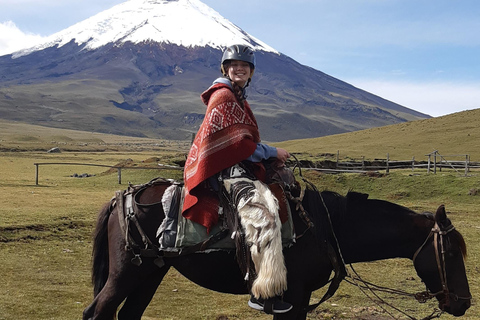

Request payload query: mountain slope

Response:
[277,108,480,161]
[0,0,429,142]
[1,109,477,161]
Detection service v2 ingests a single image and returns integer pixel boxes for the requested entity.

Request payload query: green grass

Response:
[1,149,479,320]
[1,116,479,319]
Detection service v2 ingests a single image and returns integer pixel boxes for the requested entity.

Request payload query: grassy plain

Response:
[1,117,479,319]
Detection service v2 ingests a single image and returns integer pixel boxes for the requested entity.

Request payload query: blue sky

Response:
[1,0,479,117]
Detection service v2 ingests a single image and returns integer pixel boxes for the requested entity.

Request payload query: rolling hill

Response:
[2,108,478,162]
[277,108,480,162]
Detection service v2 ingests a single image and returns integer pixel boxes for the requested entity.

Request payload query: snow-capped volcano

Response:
[14,0,277,58]
[0,0,429,141]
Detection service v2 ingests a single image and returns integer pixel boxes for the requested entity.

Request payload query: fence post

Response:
[412,156,415,172]
[362,156,365,170]
[465,155,469,176]
[117,168,122,184]
[386,153,390,173]
[336,150,339,169]
[35,163,39,185]
[191,133,196,145]
[434,152,437,174]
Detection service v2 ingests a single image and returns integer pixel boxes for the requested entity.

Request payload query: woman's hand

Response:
[276,148,290,165]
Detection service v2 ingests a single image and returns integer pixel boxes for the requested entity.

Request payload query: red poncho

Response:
[182,83,260,232]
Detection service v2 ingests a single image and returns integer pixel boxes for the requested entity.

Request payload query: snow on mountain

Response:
[13,0,278,58]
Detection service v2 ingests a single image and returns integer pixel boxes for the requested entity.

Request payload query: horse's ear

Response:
[435,205,449,225]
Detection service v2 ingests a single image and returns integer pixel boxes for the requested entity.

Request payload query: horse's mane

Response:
[301,188,348,240]
[302,189,342,215]
[455,230,468,258]
[302,188,372,225]
[303,188,412,220]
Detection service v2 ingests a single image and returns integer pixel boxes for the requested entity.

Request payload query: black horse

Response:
[83,179,471,320]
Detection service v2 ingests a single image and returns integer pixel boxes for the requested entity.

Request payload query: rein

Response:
[345,265,444,320]
[288,155,347,311]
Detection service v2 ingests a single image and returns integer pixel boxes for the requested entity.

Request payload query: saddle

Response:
[114,164,298,264]
[156,176,297,251]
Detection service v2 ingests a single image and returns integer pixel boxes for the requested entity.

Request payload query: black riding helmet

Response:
[221,44,256,78]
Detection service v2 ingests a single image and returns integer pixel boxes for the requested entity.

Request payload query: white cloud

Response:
[347,79,480,117]
[0,21,46,56]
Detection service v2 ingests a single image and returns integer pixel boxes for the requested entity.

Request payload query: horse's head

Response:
[413,205,471,316]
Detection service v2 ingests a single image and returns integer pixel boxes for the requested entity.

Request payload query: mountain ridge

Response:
[0,0,430,142]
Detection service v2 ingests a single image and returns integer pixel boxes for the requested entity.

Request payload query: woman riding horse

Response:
[182,44,292,314]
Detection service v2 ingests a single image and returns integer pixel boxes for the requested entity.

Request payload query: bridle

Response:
[336,219,471,320]
[412,221,472,307]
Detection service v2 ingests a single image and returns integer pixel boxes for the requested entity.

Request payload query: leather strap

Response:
[263,298,274,315]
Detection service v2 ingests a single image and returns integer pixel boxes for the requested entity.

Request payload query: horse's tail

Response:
[91,200,114,297]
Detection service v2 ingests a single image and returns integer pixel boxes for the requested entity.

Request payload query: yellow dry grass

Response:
[276,109,480,161]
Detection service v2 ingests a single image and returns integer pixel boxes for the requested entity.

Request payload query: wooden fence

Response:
[34,151,478,184]
[297,151,479,176]
[33,162,182,185]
